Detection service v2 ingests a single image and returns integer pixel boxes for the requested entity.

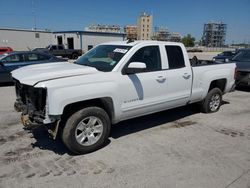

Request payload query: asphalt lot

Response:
[0,85,249,188]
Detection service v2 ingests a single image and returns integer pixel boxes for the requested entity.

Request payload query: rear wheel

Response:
[62,107,111,154]
[200,88,222,113]
[71,53,78,59]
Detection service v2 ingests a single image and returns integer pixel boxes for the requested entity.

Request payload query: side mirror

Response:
[125,62,146,74]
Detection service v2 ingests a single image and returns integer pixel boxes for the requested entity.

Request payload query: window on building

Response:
[128,46,162,72]
[165,46,185,69]
[35,33,40,38]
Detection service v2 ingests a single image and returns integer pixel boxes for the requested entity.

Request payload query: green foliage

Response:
[181,34,195,47]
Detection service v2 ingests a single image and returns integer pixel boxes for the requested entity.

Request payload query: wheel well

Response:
[209,79,227,92]
[62,98,114,122]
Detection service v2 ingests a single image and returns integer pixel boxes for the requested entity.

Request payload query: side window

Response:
[51,45,57,50]
[129,46,161,72]
[165,46,185,69]
[58,45,64,50]
[27,53,39,61]
[4,54,21,62]
[88,45,93,50]
[38,54,50,61]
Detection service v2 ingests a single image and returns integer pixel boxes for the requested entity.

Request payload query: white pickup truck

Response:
[12,41,236,154]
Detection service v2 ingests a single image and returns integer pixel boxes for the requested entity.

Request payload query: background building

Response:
[201,22,227,47]
[84,24,121,33]
[137,12,153,40]
[124,25,137,41]
[0,28,126,52]
[152,26,170,41]
[0,28,53,51]
[169,32,182,42]
[53,30,125,52]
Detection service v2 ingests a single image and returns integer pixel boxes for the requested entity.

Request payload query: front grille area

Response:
[14,80,47,120]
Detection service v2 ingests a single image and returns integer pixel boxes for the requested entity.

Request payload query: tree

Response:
[181,34,195,47]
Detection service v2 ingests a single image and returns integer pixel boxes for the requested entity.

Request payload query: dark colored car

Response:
[0,47,13,54]
[232,49,250,87]
[0,51,66,83]
[33,44,82,59]
[212,51,236,62]
[187,48,203,52]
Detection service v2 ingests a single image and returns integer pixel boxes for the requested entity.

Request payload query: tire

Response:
[200,88,222,113]
[62,107,111,154]
[72,53,78,59]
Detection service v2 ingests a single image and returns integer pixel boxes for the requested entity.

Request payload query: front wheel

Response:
[62,107,111,154]
[200,88,222,113]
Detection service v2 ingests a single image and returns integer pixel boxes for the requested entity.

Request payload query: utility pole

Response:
[32,0,37,30]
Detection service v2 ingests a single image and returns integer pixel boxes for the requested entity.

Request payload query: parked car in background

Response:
[232,49,250,87]
[0,51,66,83]
[33,44,82,59]
[187,48,203,52]
[212,51,236,62]
[0,47,13,54]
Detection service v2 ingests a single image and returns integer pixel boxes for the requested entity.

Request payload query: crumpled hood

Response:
[11,62,98,86]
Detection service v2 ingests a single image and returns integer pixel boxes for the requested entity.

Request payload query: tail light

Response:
[234,67,237,80]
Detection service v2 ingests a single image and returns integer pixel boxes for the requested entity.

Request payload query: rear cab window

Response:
[165,46,185,69]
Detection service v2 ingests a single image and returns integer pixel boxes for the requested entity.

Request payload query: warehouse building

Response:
[0,28,126,52]
[53,30,126,53]
[0,28,53,51]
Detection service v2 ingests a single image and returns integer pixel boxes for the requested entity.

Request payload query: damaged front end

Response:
[14,80,60,139]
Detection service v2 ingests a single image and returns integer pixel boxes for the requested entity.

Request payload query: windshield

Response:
[0,54,7,60]
[232,50,250,62]
[75,45,131,72]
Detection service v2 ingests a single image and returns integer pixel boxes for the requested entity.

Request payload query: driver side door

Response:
[118,45,168,120]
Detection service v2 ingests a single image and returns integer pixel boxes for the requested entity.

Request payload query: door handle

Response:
[183,73,191,79]
[156,76,166,83]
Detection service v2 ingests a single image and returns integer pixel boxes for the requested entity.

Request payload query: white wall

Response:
[0,29,125,52]
[0,29,53,51]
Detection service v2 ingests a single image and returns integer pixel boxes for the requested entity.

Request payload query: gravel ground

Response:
[0,85,249,188]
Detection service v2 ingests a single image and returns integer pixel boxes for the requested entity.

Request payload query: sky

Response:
[0,0,250,44]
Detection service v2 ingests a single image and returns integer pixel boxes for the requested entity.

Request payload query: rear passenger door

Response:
[164,45,192,106]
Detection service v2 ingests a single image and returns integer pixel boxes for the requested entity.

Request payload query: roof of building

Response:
[0,27,52,33]
[53,30,126,36]
[102,40,183,47]
[0,27,126,36]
